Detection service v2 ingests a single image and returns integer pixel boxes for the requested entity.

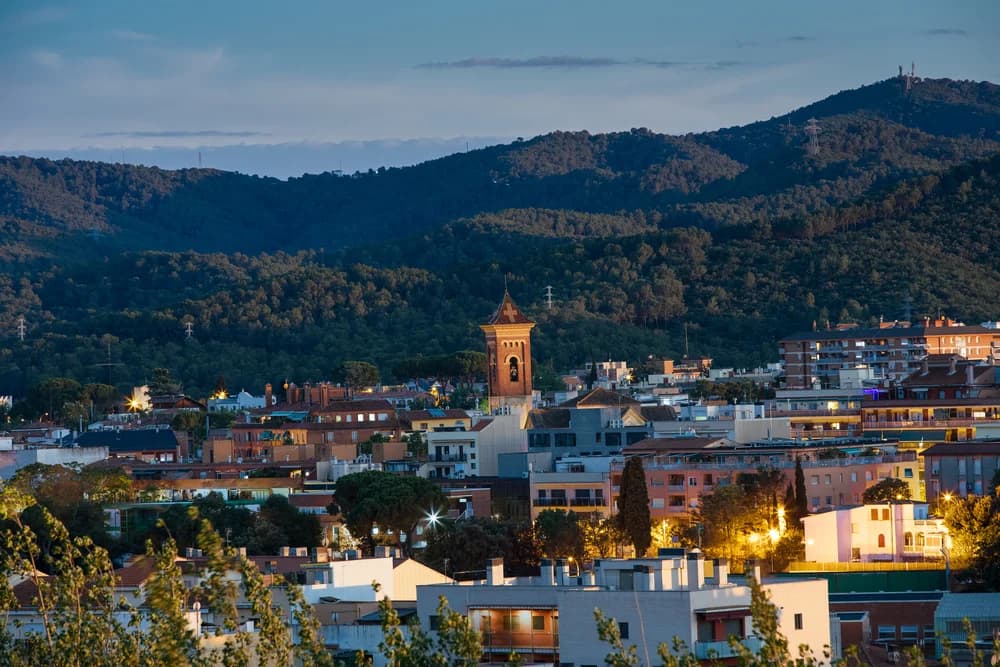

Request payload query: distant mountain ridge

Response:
[2,77,999,263]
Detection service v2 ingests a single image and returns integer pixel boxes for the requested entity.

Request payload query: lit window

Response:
[794,613,803,630]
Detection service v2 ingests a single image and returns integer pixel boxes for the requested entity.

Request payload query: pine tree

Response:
[617,457,651,557]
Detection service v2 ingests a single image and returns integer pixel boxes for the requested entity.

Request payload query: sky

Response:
[2,1,998,178]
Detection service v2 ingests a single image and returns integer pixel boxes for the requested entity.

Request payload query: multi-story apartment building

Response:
[529,470,612,520]
[526,387,670,457]
[780,318,1000,390]
[614,439,919,517]
[416,553,831,666]
[921,441,1000,500]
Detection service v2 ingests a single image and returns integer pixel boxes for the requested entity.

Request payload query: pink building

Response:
[802,502,950,563]
[612,446,920,520]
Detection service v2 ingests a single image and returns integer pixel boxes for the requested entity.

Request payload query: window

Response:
[878,534,886,548]
[595,432,602,443]
[870,509,879,520]
[866,471,873,481]
[825,496,832,506]
[554,433,577,448]
[529,433,551,448]
[669,496,685,507]
[532,615,545,631]
[429,615,441,631]
[900,625,918,641]
[904,467,913,478]
[618,622,629,640]
[811,497,819,507]
[688,477,698,486]
[369,413,376,422]
[794,613,803,630]
[851,472,858,482]
[851,522,859,534]
[824,474,832,485]
[669,475,685,486]
[810,475,819,485]
[881,509,890,520]
[357,413,365,422]
[877,625,896,641]
[605,432,621,448]
[652,498,665,509]
[704,474,714,485]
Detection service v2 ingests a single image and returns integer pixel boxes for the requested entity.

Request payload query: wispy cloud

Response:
[90,130,267,139]
[784,35,815,42]
[415,56,750,71]
[29,50,62,68]
[923,28,970,37]
[2,6,67,29]
[111,29,156,42]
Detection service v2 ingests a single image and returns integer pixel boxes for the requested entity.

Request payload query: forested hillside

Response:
[1,76,999,399]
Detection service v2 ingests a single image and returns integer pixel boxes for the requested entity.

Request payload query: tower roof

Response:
[485,291,533,325]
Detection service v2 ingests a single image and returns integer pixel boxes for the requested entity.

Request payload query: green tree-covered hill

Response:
[1,76,1000,401]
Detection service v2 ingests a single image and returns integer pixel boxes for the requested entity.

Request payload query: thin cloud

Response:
[2,6,68,29]
[416,56,724,70]
[923,28,970,37]
[111,29,156,42]
[706,60,748,71]
[30,50,63,68]
[90,130,268,138]
[784,35,815,42]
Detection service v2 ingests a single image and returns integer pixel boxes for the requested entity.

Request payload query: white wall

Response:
[476,413,527,477]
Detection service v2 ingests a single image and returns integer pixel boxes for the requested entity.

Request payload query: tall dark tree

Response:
[617,457,651,556]
[587,359,598,390]
[794,458,809,520]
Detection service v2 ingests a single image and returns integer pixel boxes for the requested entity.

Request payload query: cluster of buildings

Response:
[4,296,1000,664]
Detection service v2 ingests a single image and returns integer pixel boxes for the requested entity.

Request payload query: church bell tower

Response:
[481,290,535,414]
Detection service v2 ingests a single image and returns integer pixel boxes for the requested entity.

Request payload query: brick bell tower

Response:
[480,290,535,415]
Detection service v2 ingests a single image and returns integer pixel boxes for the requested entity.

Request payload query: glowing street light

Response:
[425,508,441,528]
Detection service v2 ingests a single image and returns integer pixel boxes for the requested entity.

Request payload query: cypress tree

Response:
[617,456,651,556]
[794,458,809,520]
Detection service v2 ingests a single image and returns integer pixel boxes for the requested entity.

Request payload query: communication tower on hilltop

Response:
[544,285,554,310]
[17,317,26,341]
[804,118,821,156]
[185,321,194,340]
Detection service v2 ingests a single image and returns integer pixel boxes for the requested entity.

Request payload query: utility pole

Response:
[17,317,26,341]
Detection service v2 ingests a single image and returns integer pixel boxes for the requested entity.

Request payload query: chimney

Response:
[265,383,272,407]
[921,357,929,375]
[714,558,729,586]
[634,565,654,591]
[555,559,570,586]
[949,356,957,375]
[486,557,504,586]
[745,559,762,583]
[687,551,705,590]
[540,558,555,586]
[966,364,974,386]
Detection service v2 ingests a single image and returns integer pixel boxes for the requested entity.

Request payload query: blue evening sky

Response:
[1,1,997,177]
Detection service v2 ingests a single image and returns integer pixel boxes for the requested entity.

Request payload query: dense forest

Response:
[2,76,1000,400]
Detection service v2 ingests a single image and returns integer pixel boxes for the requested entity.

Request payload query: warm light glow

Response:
[776,507,785,517]
[768,529,780,543]
[942,492,953,502]
[747,533,760,544]
[895,493,903,500]
[805,538,815,546]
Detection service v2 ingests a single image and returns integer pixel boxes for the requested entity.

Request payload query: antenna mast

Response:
[544,285,554,310]
[804,118,821,156]
[184,321,194,340]
[94,339,123,385]
[17,317,26,341]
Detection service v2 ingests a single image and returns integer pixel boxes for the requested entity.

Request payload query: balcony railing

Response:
[534,497,607,507]
[481,631,559,652]
[862,419,979,429]
[694,637,763,659]
[431,454,466,462]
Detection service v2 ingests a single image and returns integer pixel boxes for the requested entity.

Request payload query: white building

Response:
[316,455,382,483]
[802,502,950,563]
[208,389,268,413]
[416,552,831,666]
[423,413,527,479]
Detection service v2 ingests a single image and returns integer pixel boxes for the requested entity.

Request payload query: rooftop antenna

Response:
[198,151,202,168]
[804,118,821,156]
[544,285,554,310]
[184,321,194,340]
[17,317,26,341]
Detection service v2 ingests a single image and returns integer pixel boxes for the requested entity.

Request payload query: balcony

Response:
[481,631,559,653]
[534,498,569,507]
[694,637,763,659]
[431,453,466,462]
[570,497,608,507]
[862,418,978,429]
